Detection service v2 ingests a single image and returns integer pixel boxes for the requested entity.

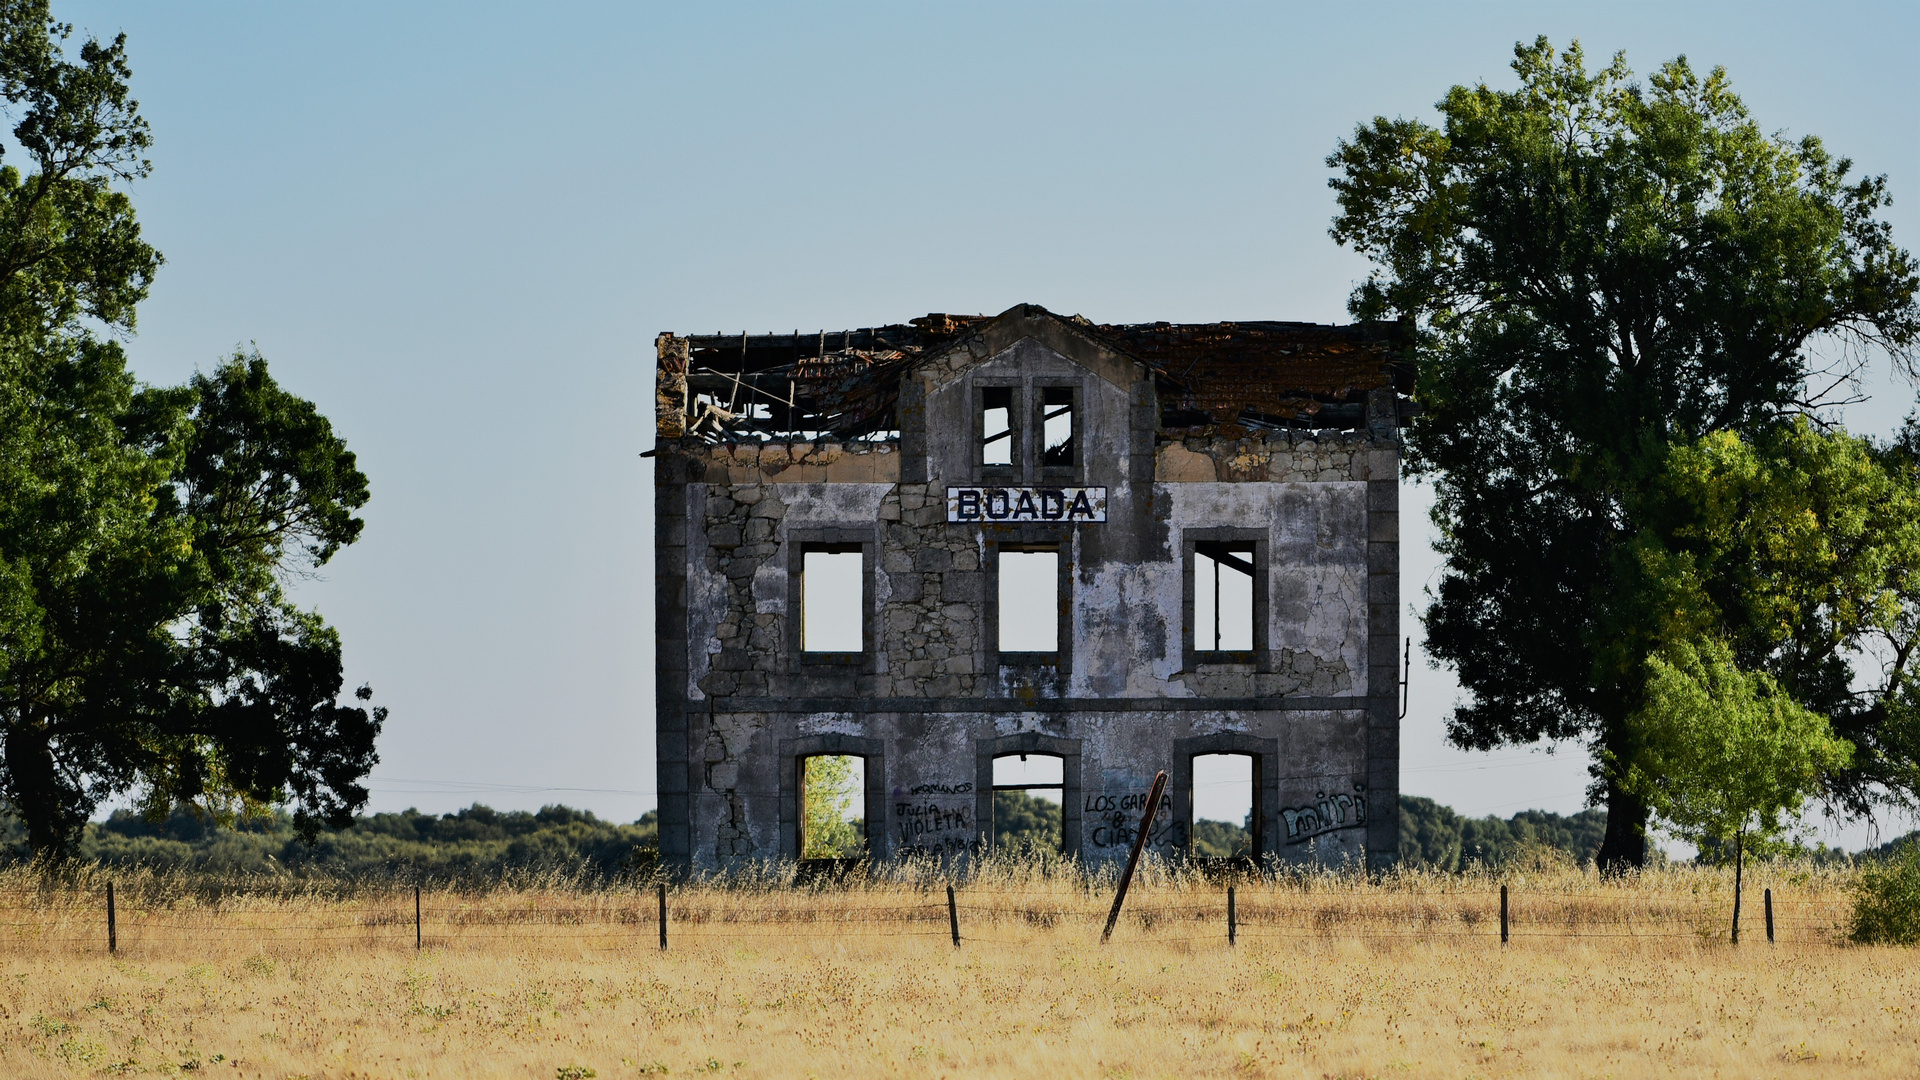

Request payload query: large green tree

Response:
[0,1,381,856]
[1328,38,1920,867]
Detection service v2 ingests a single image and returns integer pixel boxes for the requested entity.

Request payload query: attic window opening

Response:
[1041,386,1075,468]
[981,387,1014,468]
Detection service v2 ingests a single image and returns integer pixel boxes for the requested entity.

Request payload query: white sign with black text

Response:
[946,486,1107,523]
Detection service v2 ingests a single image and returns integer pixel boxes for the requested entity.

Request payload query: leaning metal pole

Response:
[1102,770,1169,944]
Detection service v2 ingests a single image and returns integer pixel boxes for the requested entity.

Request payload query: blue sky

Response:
[67,2,1920,846]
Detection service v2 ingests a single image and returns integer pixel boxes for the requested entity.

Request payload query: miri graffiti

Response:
[1281,783,1367,845]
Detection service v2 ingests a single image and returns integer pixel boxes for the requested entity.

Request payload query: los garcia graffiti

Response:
[1085,790,1178,850]
[1282,784,1367,845]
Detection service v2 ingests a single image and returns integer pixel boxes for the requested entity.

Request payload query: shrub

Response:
[1849,839,1920,946]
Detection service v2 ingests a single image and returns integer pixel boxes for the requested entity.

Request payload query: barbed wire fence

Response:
[3,877,1857,955]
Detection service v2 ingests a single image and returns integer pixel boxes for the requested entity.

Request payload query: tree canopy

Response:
[1329,38,1920,867]
[0,0,381,857]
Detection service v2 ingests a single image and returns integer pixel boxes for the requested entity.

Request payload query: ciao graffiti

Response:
[1281,784,1368,845]
[1085,790,1178,850]
[946,486,1107,523]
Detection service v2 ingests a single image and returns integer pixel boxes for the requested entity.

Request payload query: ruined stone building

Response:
[652,304,1412,874]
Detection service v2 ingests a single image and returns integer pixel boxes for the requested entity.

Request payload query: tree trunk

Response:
[1596,777,1648,874]
[1731,832,1744,945]
[2,721,80,858]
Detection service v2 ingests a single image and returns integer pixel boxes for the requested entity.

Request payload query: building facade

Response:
[652,304,1410,873]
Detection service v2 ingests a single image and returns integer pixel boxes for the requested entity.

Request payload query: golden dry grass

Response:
[0,857,1911,1079]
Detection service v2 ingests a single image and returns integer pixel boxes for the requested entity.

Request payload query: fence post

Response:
[1765,888,1775,944]
[1102,770,1169,944]
[1227,885,1237,947]
[658,882,668,951]
[106,881,116,955]
[1499,884,1509,945]
[947,884,960,948]
[414,886,422,950]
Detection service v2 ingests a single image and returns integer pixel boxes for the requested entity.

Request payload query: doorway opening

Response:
[991,753,1063,853]
[1190,752,1258,859]
[798,754,866,861]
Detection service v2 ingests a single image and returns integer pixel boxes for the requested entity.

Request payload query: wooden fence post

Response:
[415,886,422,950]
[658,882,668,951]
[1765,888,1775,944]
[1101,770,1169,944]
[947,884,960,948]
[106,881,116,955]
[1500,884,1509,945]
[1227,885,1237,947]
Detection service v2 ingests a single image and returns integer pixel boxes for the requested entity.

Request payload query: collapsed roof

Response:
[656,306,1412,442]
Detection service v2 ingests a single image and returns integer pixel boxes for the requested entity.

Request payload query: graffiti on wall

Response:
[1281,783,1367,845]
[894,782,975,857]
[1085,789,1180,851]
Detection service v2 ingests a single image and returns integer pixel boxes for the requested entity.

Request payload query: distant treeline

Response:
[0,796,1894,876]
[0,804,658,879]
[1396,795,1610,870]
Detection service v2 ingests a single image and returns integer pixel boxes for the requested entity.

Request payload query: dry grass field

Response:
[0,857,1911,1079]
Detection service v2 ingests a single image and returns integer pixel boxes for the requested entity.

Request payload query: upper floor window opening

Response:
[1194,541,1255,654]
[800,545,865,654]
[997,546,1059,657]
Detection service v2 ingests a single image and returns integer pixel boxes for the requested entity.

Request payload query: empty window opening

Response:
[981,387,1014,468]
[1041,387,1075,468]
[800,754,866,859]
[992,753,1063,853]
[1191,753,1256,858]
[1194,542,1255,653]
[800,546,863,652]
[998,547,1058,654]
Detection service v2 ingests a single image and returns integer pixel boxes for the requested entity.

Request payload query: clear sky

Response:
[66,2,1920,847]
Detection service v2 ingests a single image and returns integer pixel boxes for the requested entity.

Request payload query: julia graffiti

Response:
[1281,784,1367,845]
[895,800,972,841]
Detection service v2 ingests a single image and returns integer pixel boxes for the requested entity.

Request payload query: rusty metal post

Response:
[1101,770,1168,944]
[415,886,422,950]
[1500,884,1509,945]
[947,884,960,948]
[106,881,116,955]
[1227,885,1237,947]
[1765,888,1775,944]
[658,882,668,951]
